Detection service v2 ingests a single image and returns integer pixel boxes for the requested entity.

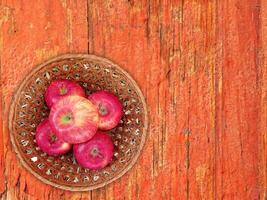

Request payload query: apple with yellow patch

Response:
[49,96,99,144]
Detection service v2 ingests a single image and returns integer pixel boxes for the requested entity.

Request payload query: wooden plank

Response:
[0,0,89,199]
[0,4,5,193]
[87,0,188,199]
[215,0,260,199]
[183,1,216,199]
[0,84,5,197]
[86,0,218,199]
[0,3,6,195]
[1,0,266,199]
[259,0,267,198]
[87,0,153,199]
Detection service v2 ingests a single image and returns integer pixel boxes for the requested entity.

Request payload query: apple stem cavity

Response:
[98,104,108,116]
[59,87,68,95]
[61,114,72,124]
[49,134,57,144]
[90,147,104,158]
[91,147,98,156]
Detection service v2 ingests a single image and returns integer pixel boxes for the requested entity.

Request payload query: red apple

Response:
[49,96,99,144]
[73,131,114,170]
[45,79,86,108]
[36,118,72,156]
[88,91,123,130]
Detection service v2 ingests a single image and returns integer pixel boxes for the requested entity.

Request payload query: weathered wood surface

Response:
[0,0,266,199]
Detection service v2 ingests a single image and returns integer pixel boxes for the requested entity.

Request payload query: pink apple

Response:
[73,131,114,170]
[49,96,99,144]
[88,91,123,130]
[35,118,72,156]
[45,79,86,108]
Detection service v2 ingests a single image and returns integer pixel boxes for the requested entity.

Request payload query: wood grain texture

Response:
[215,0,260,199]
[1,0,89,199]
[259,0,267,198]
[0,0,266,199]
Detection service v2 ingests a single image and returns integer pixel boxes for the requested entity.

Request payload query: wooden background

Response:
[0,0,266,199]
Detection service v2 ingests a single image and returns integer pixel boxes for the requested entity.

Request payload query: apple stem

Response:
[61,114,72,124]
[91,147,104,158]
[59,87,67,95]
[98,104,108,116]
[49,134,57,143]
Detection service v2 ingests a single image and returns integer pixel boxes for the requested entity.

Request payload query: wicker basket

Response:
[8,54,148,191]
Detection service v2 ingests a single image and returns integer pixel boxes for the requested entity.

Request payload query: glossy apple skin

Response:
[35,118,72,156]
[45,79,86,108]
[73,131,114,170]
[88,91,123,130]
[49,96,99,144]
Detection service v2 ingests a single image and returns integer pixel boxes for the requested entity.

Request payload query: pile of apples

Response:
[35,80,123,170]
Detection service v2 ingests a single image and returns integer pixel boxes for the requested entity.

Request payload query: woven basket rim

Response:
[8,54,148,191]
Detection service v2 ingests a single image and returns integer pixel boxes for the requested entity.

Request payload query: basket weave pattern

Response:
[8,54,148,191]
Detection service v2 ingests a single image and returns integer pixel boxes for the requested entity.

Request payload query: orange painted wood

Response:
[259,0,267,198]
[1,0,267,199]
[1,0,89,199]
[215,0,260,199]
